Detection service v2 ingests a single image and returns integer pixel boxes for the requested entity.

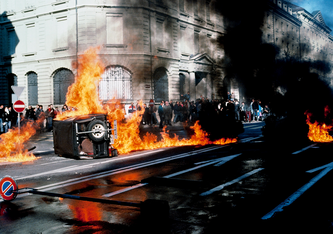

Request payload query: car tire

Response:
[87,120,107,142]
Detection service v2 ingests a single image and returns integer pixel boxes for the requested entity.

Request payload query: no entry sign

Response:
[0,176,18,201]
[13,100,25,113]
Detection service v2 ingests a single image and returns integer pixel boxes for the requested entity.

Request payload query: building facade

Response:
[0,0,225,107]
[0,0,332,108]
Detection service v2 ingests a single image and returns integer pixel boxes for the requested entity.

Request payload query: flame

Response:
[55,47,237,155]
[305,109,333,142]
[0,119,43,162]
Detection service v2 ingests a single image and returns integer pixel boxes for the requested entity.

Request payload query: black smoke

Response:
[214,0,333,141]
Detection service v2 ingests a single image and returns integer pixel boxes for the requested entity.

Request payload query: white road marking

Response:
[262,162,333,220]
[200,168,264,196]
[103,183,148,197]
[16,146,224,198]
[292,144,317,154]
[102,153,241,197]
[239,135,263,143]
[164,154,242,178]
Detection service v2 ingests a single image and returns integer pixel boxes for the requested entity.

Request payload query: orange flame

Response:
[55,47,237,154]
[305,109,333,142]
[0,119,42,162]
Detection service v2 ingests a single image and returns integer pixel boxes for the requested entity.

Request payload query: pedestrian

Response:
[252,99,259,121]
[163,101,172,126]
[8,106,14,129]
[173,102,180,123]
[189,101,197,122]
[240,102,246,121]
[128,102,136,118]
[35,105,45,131]
[2,106,11,133]
[46,104,55,131]
[142,103,150,125]
[149,99,158,126]
[234,99,240,120]
[245,102,252,122]
[62,104,68,112]
[181,91,190,102]
[25,105,36,121]
[158,102,164,128]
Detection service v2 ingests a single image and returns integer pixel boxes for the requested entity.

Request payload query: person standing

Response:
[245,102,252,122]
[234,99,240,120]
[2,106,10,133]
[163,101,172,126]
[25,105,36,121]
[252,99,259,121]
[173,101,180,123]
[240,102,246,122]
[46,104,55,131]
[158,102,164,128]
[149,99,158,126]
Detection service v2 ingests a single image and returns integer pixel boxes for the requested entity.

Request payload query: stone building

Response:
[262,0,333,79]
[0,0,332,108]
[0,0,225,108]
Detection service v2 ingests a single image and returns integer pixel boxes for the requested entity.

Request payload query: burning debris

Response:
[55,47,237,155]
[305,107,333,143]
[0,120,39,162]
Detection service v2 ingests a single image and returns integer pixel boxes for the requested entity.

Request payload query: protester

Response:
[149,99,158,126]
[142,103,150,125]
[35,105,45,132]
[46,104,55,131]
[234,99,240,120]
[173,101,181,123]
[25,105,36,121]
[240,102,246,121]
[62,104,68,112]
[163,101,172,126]
[2,106,10,133]
[158,102,164,128]
[245,102,252,122]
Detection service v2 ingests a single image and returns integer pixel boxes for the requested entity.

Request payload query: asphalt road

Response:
[2,121,333,233]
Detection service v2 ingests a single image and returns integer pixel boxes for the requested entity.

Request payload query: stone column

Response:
[189,71,196,101]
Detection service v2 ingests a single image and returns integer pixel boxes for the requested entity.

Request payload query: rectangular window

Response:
[56,16,68,48]
[26,23,35,52]
[206,1,211,21]
[193,0,198,17]
[179,0,185,12]
[106,13,123,45]
[194,31,200,54]
[156,20,164,48]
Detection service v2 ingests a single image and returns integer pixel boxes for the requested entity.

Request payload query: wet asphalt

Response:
[2,121,333,233]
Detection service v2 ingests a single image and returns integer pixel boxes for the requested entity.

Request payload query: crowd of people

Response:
[0,103,74,134]
[129,94,271,129]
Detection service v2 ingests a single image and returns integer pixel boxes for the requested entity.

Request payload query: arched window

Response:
[27,72,38,105]
[153,67,168,102]
[53,68,74,105]
[99,66,132,101]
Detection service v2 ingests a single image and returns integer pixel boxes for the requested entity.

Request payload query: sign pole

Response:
[18,113,20,135]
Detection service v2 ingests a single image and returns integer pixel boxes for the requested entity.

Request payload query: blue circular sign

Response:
[0,177,18,201]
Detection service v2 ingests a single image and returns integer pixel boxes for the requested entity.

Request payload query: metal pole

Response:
[28,189,141,208]
[18,113,20,135]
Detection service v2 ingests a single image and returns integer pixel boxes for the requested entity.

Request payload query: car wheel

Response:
[87,120,107,142]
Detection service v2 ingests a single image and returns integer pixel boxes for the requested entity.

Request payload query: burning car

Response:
[53,114,117,159]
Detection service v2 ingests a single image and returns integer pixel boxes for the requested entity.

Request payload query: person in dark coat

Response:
[163,101,172,126]
[25,105,36,121]
[158,102,164,128]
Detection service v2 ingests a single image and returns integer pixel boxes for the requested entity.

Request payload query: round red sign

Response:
[0,176,18,201]
[13,100,25,113]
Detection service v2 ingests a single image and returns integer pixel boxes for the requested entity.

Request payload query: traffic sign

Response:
[11,86,25,98]
[13,100,25,113]
[0,176,18,201]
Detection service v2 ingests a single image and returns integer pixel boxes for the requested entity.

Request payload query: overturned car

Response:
[53,114,118,159]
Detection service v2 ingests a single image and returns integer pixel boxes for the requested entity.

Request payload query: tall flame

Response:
[305,109,333,142]
[55,47,237,154]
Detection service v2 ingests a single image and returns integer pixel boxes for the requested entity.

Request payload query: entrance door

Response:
[154,68,168,103]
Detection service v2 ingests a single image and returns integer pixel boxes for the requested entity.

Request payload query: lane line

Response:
[292,144,317,154]
[103,153,241,197]
[103,183,148,197]
[164,154,242,178]
[262,165,333,220]
[200,168,264,196]
[17,146,224,196]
